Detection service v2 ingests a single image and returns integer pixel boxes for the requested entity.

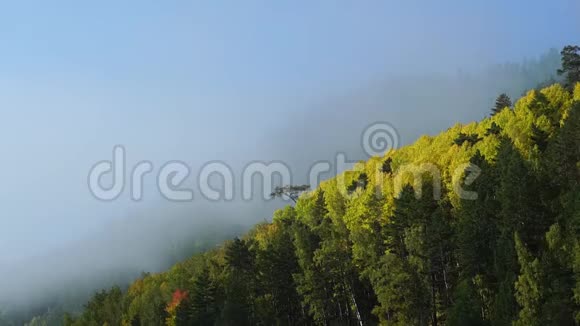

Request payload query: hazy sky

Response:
[0,0,579,270]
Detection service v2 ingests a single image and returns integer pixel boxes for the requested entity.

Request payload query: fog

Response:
[0,0,578,318]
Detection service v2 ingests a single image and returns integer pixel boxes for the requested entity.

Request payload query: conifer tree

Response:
[190,267,218,325]
[491,93,512,115]
[558,45,580,90]
[221,238,256,325]
[513,233,543,326]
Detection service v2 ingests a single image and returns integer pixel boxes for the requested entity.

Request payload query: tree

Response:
[347,173,368,194]
[66,286,125,326]
[489,138,550,325]
[531,124,549,152]
[447,280,487,326]
[270,184,310,203]
[379,183,452,325]
[165,289,189,326]
[513,234,543,326]
[190,267,218,325]
[485,122,502,136]
[221,238,256,325]
[453,132,482,146]
[545,102,580,190]
[557,45,580,90]
[253,222,305,325]
[455,151,499,321]
[491,93,512,115]
[381,157,393,174]
[369,253,427,325]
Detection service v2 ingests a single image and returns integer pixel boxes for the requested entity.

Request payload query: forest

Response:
[17,46,580,325]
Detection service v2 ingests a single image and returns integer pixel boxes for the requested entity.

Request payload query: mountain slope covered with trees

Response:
[28,47,580,326]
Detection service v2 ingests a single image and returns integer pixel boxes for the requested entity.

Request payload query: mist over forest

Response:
[0,48,567,324]
[0,2,579,325]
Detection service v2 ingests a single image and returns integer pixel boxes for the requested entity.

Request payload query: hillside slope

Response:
[58,83,580,326]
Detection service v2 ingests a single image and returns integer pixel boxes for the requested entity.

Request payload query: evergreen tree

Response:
[221,238,256,325]
[190,267,218,325]
[485,122,502,136]
[381,157,393,174]
[453,132,483,146]
[491,93,512,115]
[531,124,549,152]
[558,45,580,90]
[513,234,543,326]
[253,220,304,325]
[455,151,499,322]
[447,280,487,326]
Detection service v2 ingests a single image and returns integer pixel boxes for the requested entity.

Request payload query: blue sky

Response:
[0,1,578,265]
[2,1,578,91]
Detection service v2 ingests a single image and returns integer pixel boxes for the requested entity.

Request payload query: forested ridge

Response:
[25,47,580,325]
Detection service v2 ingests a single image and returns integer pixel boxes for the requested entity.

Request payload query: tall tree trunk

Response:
[440,246,451,306]
[431,272,438,326]
[351,291,364,326]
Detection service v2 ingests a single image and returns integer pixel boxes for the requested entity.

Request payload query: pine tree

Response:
[491,93,512,116]
[379,183,450,325]
[347,173,369,194]
[485,122,502,136]
[254,220,304,325]
[513,234,544,326]
[447,280,487,326]
[531,124,549,152]
[222,238,256,325]
[381,157,393,174]
[369,252,428,325]
[545,102,580,190]
[190,267,218,325]
[453,132,482,146]
[455,151,499,322]
[557,45,580,90]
